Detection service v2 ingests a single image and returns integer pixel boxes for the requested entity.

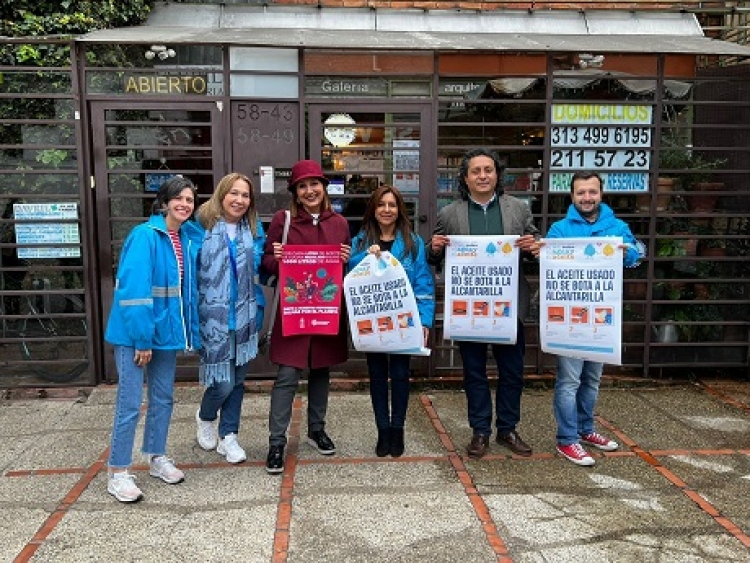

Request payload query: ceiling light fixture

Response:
[145,45,177,61]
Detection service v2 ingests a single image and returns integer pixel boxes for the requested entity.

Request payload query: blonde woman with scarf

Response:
[195,172,265,463]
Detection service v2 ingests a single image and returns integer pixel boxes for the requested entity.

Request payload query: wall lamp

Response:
[145,45,177,61]
[324,113,357,148]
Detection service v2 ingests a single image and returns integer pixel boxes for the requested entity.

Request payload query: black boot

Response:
[390,427,405,458]
[376,427,391,457]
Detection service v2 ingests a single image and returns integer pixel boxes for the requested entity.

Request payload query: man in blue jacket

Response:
[543,171,643,466]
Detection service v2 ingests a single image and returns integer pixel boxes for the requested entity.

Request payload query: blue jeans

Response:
[366,352,411,430]
[199,362,249,439]
[554,356,603,445]
[458,319,525,436]
[108,346,177,469]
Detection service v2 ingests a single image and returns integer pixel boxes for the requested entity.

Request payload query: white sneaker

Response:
[107,471,143,503]
[196,409,218,450]
[149,456,185,484]
[217,433,247,464]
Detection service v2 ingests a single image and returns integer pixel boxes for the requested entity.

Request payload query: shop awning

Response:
[76,6,750,58]
[471,70,694,100]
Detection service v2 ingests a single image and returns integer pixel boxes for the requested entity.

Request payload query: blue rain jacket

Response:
[105,214,204,350]
[546,203,643,267]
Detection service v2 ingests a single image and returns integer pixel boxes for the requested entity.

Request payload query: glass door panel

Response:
[309,104,433,240]
[90,101,223,380]
[309,104,434,375]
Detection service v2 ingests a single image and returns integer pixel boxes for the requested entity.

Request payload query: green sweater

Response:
[468,196,503,235]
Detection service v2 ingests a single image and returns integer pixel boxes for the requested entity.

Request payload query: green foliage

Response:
[665,304,723,342]
[15,44,40,63]
[1,1,154,65]
[659,131,727,188]
[35,149,68,167]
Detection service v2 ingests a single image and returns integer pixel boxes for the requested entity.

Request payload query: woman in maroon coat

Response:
[261,160,351,474]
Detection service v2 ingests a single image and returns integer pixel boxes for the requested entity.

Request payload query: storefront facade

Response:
[1,6,749,386]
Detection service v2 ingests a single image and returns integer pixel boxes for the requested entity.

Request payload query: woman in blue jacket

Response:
[194,172,265,464]
[104,176,203,503]
[350,185,435,457]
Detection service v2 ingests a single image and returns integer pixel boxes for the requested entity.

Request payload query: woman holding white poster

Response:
[350,185,435,457]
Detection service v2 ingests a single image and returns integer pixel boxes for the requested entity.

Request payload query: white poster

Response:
[393,139,420,193]
[344,252,429,356]
[444,235,519,344]
[540,237,623,365]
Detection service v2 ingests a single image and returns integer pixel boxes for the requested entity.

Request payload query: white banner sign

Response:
[540,237,623,364]
[551,125,651,148]
[344,252,429,356]
[550,148,650,171]
[444,235,519,344]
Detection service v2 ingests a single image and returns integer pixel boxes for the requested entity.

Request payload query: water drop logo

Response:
[501,241,514,254]
[584,244,597,258]
[485,242,498,256]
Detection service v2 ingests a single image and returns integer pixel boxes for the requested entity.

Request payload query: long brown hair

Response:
[356,185,416,260]
[197,172,258,235]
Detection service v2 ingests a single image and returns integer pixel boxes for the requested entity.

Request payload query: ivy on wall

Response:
[0,1,155,182]
[0,0,154,65]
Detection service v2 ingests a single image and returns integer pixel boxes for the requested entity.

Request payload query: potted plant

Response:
[656,218,698,269]
[683,151,726,212]
[655,302,723,342]
[698,237,727,257]
[689,222,727,257]
[656,133,726,212]
[652,141,693,211]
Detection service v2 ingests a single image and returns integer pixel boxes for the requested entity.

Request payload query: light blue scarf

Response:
[198,218,257,386]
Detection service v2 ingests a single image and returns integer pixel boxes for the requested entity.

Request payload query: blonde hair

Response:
[197,172,258,235]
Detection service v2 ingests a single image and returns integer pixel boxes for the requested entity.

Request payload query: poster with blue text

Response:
[540,237,623,364]
[444,235,519,344]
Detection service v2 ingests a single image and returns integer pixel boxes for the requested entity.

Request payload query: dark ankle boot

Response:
[376,428,391,457]
[390,427,405,458]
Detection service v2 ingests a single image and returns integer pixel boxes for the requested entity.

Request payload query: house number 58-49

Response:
[235,127,295,144]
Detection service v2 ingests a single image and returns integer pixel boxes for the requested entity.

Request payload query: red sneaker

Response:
[556,443,595,466]
[580,432,619,452]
